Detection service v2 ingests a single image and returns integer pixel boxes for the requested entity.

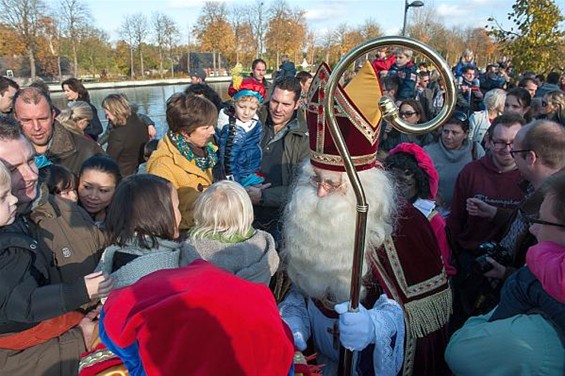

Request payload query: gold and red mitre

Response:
[306,61,383,172]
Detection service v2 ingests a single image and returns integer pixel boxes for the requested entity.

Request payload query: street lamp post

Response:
[257,1,264,58]
[187,24,191,75]
[402,0,424,36]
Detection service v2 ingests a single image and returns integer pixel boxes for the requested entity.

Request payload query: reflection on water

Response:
[51,82,230,140]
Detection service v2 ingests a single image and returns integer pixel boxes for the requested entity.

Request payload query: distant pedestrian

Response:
[102,94,150,176]
[62,78,104,140]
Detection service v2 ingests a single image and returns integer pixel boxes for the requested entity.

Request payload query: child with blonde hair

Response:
[217,70,267,186]
[181,180,279,285]
[386,47,417,100]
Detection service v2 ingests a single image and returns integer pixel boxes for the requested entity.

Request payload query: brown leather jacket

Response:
[28,185,106,284]
[46,122,105,176]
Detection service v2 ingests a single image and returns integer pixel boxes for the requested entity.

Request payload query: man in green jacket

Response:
[249,76,309,244]
[13,87,104,175]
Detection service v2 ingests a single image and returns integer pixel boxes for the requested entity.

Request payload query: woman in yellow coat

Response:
[148,93,218,231]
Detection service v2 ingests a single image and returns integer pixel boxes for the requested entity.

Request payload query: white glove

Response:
[279,288,311,351]
[283,316,308,351]
[335,301,376,351]
[293,331,307,351]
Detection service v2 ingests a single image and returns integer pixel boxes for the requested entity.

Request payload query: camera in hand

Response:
[473,242,512,274]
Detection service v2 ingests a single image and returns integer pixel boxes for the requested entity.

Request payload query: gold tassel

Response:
[403,287,453,338]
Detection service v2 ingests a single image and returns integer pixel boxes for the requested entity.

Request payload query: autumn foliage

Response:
[486,0,565,73]
[0,0,563,79]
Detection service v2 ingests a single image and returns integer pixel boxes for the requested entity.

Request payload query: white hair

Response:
[281,161,397,303]
[483,88,507,112]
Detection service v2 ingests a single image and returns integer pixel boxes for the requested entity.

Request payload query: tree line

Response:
[0,0,563,81]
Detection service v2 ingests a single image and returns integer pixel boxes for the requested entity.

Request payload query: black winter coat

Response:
[0,223,89,334]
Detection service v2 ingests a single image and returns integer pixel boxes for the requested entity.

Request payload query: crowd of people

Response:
[0,46,564,376]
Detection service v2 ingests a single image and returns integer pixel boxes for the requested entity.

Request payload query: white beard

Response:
[282,162,397,303]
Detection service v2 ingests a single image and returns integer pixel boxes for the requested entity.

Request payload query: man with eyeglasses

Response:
[380,76,400,101]
[468,119,565,265]
[448,113,527,326]
[446,169,565,375]
[456,120,565,314]
[378,76,402,156]
[449,113,527,252]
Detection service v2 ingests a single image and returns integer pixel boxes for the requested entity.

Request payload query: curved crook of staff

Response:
[323,36,457,376]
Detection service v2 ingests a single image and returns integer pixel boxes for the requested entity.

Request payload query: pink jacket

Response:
[526,241,565,303]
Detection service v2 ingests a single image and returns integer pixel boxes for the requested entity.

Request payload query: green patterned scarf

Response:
[168,130,217,170]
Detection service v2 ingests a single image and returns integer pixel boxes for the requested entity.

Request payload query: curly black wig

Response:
[384,151,430,201]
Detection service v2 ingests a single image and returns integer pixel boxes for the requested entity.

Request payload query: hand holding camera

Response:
[472,242,512,277]
[483,257,507,279]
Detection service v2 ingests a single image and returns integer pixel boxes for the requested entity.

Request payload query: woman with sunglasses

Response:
[446,170,565,376]
[424,112,485,214]
[380,99,434,154]
[61,78,104,141]
[542,90,565,126]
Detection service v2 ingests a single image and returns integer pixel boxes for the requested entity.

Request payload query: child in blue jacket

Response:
[386,47,417,100]
[217,76,266,187]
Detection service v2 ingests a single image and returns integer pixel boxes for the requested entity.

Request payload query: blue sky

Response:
[84,0,565,42]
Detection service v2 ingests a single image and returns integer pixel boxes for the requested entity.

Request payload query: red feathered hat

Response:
[389,142,439,199]
[306,61,384,172]
[102,260,294,375]
[228,77,266,103]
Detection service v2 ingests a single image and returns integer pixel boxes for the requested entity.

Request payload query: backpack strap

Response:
[0,232,39,252]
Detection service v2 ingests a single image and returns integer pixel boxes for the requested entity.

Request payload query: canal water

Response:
[51,82,231,140]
